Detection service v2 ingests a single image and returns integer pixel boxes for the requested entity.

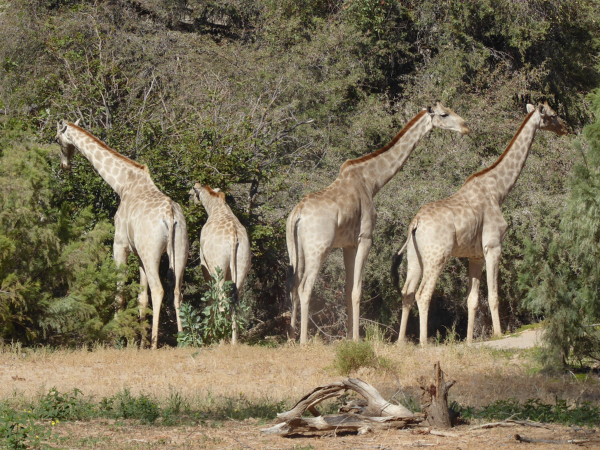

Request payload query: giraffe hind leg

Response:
[398,237,423,344]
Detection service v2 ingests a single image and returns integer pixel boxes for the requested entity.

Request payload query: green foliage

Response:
[463,398,600,427]
[0,401,51,449]
[332,340,376,375]
[0,0,598,347]
[101,388,161,424]
[519,88,600,365]
[34,387,93,421]
[198,268,250,345]
[177,301,204,347]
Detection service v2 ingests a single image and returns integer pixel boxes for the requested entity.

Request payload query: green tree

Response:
[519,90,600,365]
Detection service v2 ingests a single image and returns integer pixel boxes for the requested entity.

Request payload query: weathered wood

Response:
[276,378,414,424]
[262,414,416,436]
[514,434,589,445]
[418,361,455,428]
[262,377,424,436]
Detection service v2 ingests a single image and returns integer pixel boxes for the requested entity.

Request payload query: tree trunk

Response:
[418,361,455,428]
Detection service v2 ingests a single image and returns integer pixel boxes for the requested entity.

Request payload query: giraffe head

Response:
[55,119,80,170]
[526,102,568,136]
[427,101,471,135]
[189,183,226,215]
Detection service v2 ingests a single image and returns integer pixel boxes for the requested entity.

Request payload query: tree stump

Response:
[418,361,455,428]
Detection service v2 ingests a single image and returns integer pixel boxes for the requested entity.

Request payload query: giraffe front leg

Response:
[484,245,503,337]
[466,258,484,344]
[343,247,357,339]
[349,237,372,341]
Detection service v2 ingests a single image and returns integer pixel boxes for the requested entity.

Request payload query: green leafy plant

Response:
[34,387,93,421]
[199,268,250,345]
[0,401,51,449]
[105,388,161,424]
[177,301,203,347]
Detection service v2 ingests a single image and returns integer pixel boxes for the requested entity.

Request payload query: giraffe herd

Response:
[55,101,567,348]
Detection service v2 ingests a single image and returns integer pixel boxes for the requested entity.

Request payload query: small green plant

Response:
[198,268,250,345]
[333,341,378,375]
[177,302,203,347]
[34,387,93,421]
[0,402,51,449]
[102,388,161,424]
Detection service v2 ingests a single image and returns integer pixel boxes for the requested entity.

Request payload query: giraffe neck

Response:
[340,111,432,196]
[199,189,225,216]
[467,110,541,205]
[67,125,149,196]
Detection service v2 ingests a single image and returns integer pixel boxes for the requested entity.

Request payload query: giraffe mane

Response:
[340,110,427,172]
[204,185,226,201]
[463,110,536,184]
[68,123,147,171]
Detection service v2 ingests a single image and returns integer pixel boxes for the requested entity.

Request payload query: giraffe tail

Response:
[391,220,417,293]
[165,203,177,303]
[230,228,239,304]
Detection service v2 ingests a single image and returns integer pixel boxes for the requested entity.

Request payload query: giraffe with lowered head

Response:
[189,184,251,345]
[287,102,471,344]
[392,102,568,345]
[56,120,189,349]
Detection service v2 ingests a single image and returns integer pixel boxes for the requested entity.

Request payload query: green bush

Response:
[333,341,378,375]
[34,387,93,421]
[0,401,51,449]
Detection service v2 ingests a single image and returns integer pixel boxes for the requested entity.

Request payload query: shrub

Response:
[333,341,378,375]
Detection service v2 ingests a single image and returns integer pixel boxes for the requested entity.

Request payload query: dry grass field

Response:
[1,341,600,449]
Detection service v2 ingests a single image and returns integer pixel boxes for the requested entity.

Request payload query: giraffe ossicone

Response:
[190,183,251,345]
[286,102,471,345]
[56,119,189,349]
[392,102,568,345]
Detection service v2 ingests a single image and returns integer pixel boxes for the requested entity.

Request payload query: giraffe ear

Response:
[74,118,81,126]
[526,104,535,113]
[427,106,434,114]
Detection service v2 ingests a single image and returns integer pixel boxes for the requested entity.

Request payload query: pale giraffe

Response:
[189,184,251,344]
[392,102,568,345]
[56,120,189,349]
[287,102,471,344]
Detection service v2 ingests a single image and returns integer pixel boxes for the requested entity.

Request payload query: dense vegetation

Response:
[1,0,599,359]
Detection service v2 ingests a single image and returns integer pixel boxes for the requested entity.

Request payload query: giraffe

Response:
[287,102,471,344]
[55,120,189,349]
[189,183,251,344]
[392,102,568,345]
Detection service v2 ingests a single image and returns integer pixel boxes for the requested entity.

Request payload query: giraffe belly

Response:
[451,243,484,259]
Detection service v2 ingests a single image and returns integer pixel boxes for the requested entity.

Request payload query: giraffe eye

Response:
[440,113,448,118]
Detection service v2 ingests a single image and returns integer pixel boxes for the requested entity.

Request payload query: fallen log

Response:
[261,378,424,436]
[514,434,589,445]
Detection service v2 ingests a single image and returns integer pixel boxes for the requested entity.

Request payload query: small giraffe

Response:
[56,120,189,349]
[190,184,251,344]
[392,102,568,345]
[287,102,471,344]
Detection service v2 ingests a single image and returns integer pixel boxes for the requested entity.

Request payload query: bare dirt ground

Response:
[2,341,599,449]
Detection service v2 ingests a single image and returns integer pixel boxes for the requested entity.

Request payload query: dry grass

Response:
[3,341,600,449]
[2,341,599,408]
